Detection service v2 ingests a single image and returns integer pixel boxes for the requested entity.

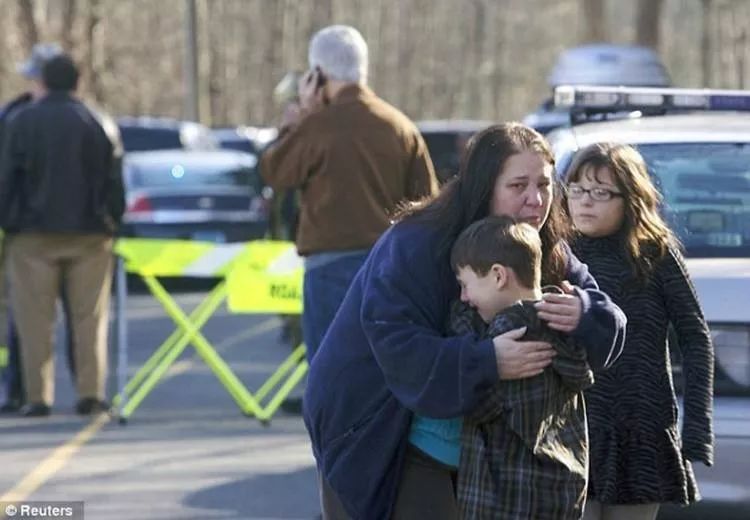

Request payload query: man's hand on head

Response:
[298,69,326,113]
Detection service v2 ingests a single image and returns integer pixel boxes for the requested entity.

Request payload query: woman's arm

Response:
[359,224,551,418]
[662,248,715,466]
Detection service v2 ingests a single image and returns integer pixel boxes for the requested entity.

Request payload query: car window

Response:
[421,131,473,184]
[636,143,750,259]
[129,163,261,192]
[120,127,183,152]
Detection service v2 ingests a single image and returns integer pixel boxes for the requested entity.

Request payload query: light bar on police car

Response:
[554,85,750,113]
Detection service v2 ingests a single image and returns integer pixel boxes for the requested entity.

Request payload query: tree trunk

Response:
[59,0,77,52]
[635,0,664,49]
[17,0,39,53]
[81,0,102,103]
[581,0,605,42]
[701,0,712,87]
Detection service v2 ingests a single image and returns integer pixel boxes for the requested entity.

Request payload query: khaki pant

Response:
[583,500,660,520]
[7,232,113,406]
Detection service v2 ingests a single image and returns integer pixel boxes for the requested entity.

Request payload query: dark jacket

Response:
[0,91,124,234]
[303,220,627,520]
[573,234,714,505]
[455,299,592,519]
[0,92,33,147]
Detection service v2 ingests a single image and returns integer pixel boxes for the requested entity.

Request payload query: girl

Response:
[565,143,714,520]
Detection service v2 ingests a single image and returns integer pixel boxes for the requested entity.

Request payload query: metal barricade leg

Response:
[142,276,266,418]
[112,280,226,408]
[253,343,306,402]
[119,276,235,419]
[115,257,128,423]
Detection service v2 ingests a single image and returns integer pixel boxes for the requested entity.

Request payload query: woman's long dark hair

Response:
[394,122,570,285]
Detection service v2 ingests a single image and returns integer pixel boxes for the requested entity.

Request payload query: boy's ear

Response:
[490,263,508,289]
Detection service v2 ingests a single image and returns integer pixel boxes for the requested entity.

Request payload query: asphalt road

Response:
[0,289,319,520]
[1,287,748,519]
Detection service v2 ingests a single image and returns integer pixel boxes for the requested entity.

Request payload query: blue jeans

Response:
[302,252,368,362]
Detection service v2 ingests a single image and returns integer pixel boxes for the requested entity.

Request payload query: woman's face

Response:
[490,151,554,230]
[567,166,626,238]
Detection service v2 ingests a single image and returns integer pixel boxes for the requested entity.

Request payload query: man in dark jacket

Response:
[0,54,124,417]
[0,42,79,414]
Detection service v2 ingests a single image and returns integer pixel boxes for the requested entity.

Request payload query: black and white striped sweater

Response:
[573,234,714,505]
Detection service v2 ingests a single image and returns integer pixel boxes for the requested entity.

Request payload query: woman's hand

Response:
[535,281,583,333]
[492,327,555,380]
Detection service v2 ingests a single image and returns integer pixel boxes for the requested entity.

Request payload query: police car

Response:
[547,86,750,519]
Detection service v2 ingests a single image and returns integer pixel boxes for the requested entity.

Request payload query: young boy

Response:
[451,215,594,519]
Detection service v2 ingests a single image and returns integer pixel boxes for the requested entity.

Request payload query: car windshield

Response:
[129,162,259,191]
[421,131,474,184]
[635,143,750,258]
[120,127,183,152]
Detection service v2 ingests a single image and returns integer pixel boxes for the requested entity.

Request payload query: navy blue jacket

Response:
[303,219,626,520]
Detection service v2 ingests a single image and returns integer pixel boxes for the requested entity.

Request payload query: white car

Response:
[547,86,750,519]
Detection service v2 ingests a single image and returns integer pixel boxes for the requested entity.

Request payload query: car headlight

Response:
[711,324,750,387]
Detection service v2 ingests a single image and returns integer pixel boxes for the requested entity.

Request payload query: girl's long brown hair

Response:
[565,142,678,283]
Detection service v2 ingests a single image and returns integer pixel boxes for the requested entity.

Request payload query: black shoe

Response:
[75,397,110,415]
[19,403,51,417]
[0,398,23,413]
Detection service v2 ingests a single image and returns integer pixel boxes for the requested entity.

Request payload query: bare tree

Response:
[581,0,606,42]
[701,0,712,86]
[16,0,39,53]
[79,0,102,103]
[635,0,665,49]
[59,0,77,52]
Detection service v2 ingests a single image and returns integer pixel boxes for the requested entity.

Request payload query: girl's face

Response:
[567,165,626,238]
[491,151,553,230]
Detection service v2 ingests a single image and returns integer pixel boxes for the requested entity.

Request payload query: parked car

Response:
[417,120,493,183]
[547,85,750,519]
[121,150,271,243]
[524,44,672,134]
[213,126,278,155]
[118,116,218,153]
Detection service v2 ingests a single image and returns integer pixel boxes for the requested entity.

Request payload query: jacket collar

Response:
[40,90,75,103]
[330,83,373,106]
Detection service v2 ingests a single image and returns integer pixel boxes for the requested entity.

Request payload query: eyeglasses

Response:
[566,183,623,202]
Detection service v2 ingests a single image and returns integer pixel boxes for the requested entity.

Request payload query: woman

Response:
[303,123,627,520]
[564,143,714,520]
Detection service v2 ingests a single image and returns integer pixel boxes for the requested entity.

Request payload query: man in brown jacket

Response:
[261,25,438,362]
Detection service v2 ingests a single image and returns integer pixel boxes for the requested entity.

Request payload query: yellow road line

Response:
[0,316,280,503]
[1,413,110,503]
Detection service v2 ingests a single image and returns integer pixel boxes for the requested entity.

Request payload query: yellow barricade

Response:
[227,241,304,314]
[112,238,306,424]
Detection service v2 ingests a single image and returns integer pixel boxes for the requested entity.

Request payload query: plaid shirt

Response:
[453,292,593,519]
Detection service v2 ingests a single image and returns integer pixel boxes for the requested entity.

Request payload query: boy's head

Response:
[451,215,542,322]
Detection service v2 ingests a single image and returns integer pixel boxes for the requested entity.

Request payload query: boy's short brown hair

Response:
[450,215,541,289]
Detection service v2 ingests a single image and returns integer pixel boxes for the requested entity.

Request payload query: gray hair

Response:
[308,25,368,84]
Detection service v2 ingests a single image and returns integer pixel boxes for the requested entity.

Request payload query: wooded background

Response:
[0,0,746,127]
